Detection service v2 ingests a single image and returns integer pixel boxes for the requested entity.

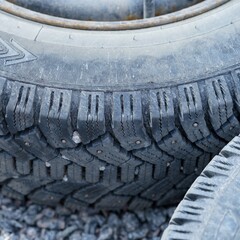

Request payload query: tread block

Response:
[141,178,174,201]
[178,83,208,142]
[87,133,130,166]
[150,89,202,160]
[195,153,211,175]
[112,92,151,151]
[45,182,83,195]
[87,134,141,182]
[195,135,226,154]
[149,88,174,142]
[0,175,9,183]
[77,91,105,144]
[61,144,94,165]
[0,152,19,177]
[0,135,34,161]
[39,87,77,148]
[84,159,106,183]
[73,184,112,204]
[167,160,186,184]
[133,144,174,180]
[157,188,187,206]
[16,159,31,175]
[67,164,85,183]
[2,185,25,201]
[114,180,154,196]
[133,143,173,164]
[176,174,198,190]
[153,158,173,180]
[99,165,120,186]
[206,76,240,141]
[232,69,240,113]
[128,197,152,210]
[15,128,57,162]
[158,130,202,160]
[29,189,63,206]
[67,159,106,184]
[137,162,155,182]
[120,158,142,182]
[178,83,226,152]
[183,153,211,175]
[33,159,50,180]
[64,197,88,211]
[181,153,212,175]
[113,182,142,196]
[49,157,70,180]
[95,194,130,210]
[0,77,8,135]
[7,176,51,195]
[115,163,155,195]
[6,82,36,133]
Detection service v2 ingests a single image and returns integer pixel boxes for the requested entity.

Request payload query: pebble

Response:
[146,209,166,231]
[128,224,149,239]
[122,213,140,232]
[69,231,82,240]
[98,225,114,240]
[37,218,65,230]
[0,192,173,239]
[56,226,79,239]
[26,227,38,240]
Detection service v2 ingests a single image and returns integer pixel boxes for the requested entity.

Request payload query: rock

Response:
[122,213,140,233]
[81,233,97,240]
[98,225,114,240]
[128,224,149,239]
[40,229,57,240]
[56,226,79,239]
[26,227,38,240]
[107,213,121,227]
[145,209,166,231]
[135,211,145,223]
[84,216,105,234]
[9,220,23,229]
[42,208,55,218]
[56,205,71,216]
[0,220,14,233]
[69,231,82,240]
[37,218,65,230]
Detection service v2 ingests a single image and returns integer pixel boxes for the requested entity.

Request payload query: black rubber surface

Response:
[0,1,239,210]
[162,135,240,240]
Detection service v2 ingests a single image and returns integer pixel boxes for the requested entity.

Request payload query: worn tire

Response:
[0,1,240,210]
[162,135,240,240]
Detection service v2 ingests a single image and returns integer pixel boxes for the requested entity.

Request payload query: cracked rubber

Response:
[162,135,240,240]
[0,1,240,210]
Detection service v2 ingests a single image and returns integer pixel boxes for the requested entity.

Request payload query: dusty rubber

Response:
[0,1,240,210]
[162,135,240,240]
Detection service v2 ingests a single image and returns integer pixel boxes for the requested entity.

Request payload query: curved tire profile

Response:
[0,1,239,210]
[162,135,240,240]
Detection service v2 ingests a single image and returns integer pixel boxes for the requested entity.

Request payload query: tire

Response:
[0,1,239,210]
[162,135,240,240]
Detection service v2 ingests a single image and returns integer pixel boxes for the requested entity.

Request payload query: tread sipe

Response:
[0,68,240,210]
[162,135,240,240]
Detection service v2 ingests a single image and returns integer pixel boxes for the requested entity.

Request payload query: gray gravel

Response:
[0,194,175,240]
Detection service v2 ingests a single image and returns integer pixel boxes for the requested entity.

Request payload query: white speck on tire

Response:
[72,131,81,144]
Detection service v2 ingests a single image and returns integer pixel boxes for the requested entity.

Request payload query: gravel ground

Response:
[0,194,175,240]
